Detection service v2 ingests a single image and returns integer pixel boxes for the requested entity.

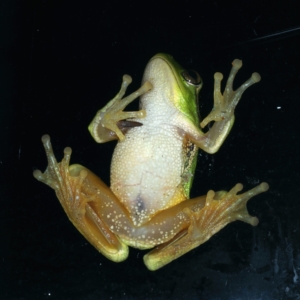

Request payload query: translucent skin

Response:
[34,55,268,270]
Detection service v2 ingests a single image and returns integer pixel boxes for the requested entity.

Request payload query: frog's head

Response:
[142,53,202,125]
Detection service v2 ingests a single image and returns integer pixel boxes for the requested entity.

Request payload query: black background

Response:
[1,0,300,299]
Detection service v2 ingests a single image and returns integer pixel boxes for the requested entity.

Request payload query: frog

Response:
[33,53,268,271]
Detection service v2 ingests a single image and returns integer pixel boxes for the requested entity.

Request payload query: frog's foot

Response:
[33,135,90,218]
[88,75,153,143]
[144,182,269,271]
[200,60,261,128]
[33,135,129,262]
[33,135,72,191]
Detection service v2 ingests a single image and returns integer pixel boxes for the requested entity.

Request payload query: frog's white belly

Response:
[110,119,185,226]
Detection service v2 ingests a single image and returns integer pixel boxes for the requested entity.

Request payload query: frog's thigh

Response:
[144,182,268,271]
[67,165,130,262]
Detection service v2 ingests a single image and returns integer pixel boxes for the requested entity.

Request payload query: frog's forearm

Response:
[200,116,234,154]
[186,115,234,154]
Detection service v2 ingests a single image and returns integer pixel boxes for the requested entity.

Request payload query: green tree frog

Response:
[34,53,268,271]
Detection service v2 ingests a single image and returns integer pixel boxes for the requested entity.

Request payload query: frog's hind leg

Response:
[144,182,269,271]
[33,135,129,262]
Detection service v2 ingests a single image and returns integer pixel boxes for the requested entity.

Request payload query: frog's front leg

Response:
[144,182,269,271]
[189,59,261,153]
[33,135,129,262]
[88,75,152,143]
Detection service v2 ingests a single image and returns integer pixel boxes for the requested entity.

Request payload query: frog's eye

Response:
[182,70,202,86]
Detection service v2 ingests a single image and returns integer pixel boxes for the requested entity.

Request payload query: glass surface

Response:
[1,1,299,299]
